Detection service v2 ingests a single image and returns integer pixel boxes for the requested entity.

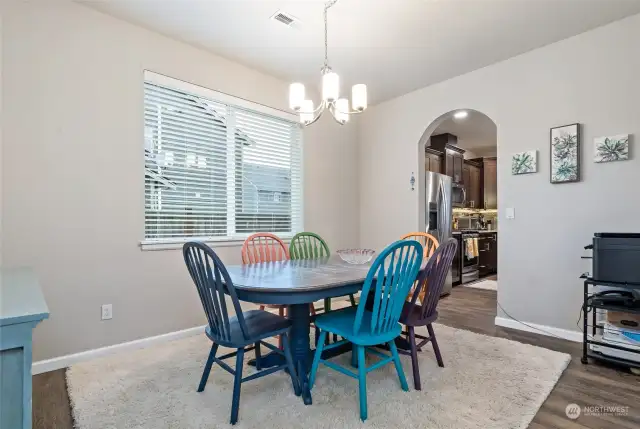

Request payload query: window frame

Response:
[140,71,304,250]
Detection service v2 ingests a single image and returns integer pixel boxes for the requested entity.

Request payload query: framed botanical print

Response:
[512,150,537,175]
[594,134,629,163]
[550,123,580,183]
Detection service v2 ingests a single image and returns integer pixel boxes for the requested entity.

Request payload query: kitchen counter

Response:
[452,230,497,235]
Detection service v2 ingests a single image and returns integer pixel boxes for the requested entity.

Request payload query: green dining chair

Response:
[289,232,357,311]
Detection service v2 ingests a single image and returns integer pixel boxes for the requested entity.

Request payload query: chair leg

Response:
[323,298,331,312]
[349,294,357,307]
[197,343,218,392]
[351,343,358,368]
[309,303,316,315]
[282,333,301,396]
[389,340,409,391]
[254,341,262,371]
[427,324,444,368]
[357,345,368,421]
[278,307,285,350]
[309,330,327,388]
[230,348,245,425]
[408,326,421,390]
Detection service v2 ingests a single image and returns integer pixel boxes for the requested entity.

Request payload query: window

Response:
[143,72,303,245]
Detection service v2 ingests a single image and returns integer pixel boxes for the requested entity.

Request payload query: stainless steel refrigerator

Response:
[425,172,453,295]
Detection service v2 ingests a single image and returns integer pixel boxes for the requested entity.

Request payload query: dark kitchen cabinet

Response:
[445,152,454,178]
[462,163,471,203]
[453,154,463,183]
[479,232,497,277]
[483,157,497,209]
[429,133,465,183]
[424,148,443,173]
[464,160,482,209]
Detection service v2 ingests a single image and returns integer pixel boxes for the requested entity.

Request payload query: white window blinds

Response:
[143,72,303,243]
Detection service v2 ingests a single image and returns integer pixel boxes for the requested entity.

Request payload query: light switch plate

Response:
[505,207,515,219]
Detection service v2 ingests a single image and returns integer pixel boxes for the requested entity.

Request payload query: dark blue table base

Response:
[246,303,359,405]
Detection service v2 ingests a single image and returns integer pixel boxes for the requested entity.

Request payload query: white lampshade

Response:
[289,83,305,111]
[300,99,314,124]
[352,84,367,111]
[335,98,349,123]
[322,72,339,102]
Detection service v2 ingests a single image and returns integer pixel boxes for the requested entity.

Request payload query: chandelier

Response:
[288,0,367,126]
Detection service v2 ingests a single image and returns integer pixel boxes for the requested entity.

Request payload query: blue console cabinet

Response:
[0,269,49,429]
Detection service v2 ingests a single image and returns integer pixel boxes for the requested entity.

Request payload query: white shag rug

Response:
[67,324,569,429]
[463,279,498,291]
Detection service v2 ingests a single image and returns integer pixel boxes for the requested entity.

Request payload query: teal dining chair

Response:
[289,232,357,311]
[309,239,424,421]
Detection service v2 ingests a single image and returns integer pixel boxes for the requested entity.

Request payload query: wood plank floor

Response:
[33,283,639,428]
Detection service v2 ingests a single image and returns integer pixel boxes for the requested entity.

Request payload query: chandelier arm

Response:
[298,99,327,115]
[304,109,325,126]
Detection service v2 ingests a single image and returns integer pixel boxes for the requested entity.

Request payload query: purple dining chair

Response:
[398,238,457,390]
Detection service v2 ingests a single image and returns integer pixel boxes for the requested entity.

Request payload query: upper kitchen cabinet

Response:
[464,159,482,209]
[424,147,443,174]
[483,157,497,209]
[429,133,465,183]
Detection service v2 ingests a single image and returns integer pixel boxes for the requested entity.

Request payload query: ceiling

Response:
[78,0,640,104]
[433,110,496,155]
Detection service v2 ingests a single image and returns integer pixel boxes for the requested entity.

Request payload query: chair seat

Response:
[400,302,438,326]
[205,309,291,346]
[315,307,402,346]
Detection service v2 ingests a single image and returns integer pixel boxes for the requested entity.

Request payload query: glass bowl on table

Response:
[336,249,376,265]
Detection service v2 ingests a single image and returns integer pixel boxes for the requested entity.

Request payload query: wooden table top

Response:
[225,256,373,292]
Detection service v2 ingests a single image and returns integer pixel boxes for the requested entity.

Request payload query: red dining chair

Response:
[241,233,315,350]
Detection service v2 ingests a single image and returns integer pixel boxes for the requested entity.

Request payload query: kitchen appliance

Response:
[452,233,461,284]
[451,183,466,208]
[461,232,480,284]
[591,233,640,284]
[425,172,453,295]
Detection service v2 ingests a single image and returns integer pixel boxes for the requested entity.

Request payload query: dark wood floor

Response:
[33,283,639,429]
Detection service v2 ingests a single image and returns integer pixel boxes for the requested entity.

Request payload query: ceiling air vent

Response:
[271,10,298,27]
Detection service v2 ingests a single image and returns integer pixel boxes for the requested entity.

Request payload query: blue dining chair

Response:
[183,242,301,425]
[309,239,424,421]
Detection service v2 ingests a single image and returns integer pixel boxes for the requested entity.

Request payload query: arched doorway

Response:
[417,109,498,292]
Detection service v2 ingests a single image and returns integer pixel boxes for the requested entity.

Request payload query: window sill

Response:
[140,236,294,251]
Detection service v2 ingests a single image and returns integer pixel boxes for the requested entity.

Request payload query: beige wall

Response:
[359,13,640,333]
[1,1,359,360]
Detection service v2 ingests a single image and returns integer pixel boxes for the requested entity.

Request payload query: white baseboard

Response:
[494,316,582,343]
[32,325,207,375]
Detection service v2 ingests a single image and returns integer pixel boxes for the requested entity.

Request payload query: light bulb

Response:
[352,84,367,111]
[322,72,339,102]
[335,98,349,124]
[289,83,305,111]
[300,100,314,124]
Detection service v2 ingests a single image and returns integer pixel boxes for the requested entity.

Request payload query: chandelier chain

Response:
[323,0,338,70]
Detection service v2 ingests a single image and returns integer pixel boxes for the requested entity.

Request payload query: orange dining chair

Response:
[241,233,315,349]
[241,232,290,264]
[400,232,439,303]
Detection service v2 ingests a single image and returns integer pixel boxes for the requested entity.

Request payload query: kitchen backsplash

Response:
[453,208,498,230]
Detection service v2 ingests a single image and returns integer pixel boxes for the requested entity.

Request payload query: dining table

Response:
[225,255,375,405]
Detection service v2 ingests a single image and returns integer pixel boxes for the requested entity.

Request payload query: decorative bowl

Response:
[336,249,376,265]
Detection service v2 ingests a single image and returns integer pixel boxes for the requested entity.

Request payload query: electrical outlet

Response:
[101,304,113,320]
